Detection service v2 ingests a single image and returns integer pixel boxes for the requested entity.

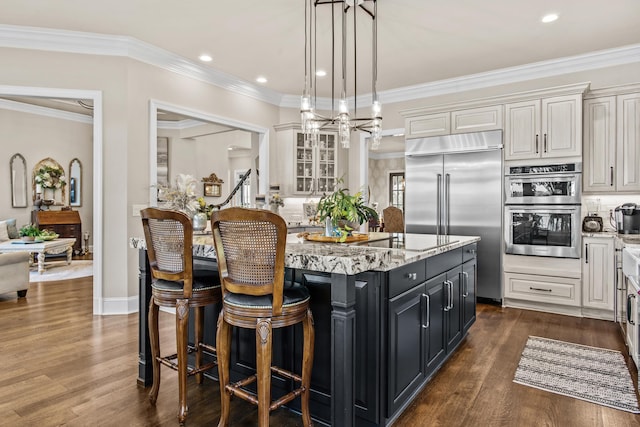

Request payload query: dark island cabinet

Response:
[176,244,477,426]
[385,245,477,423]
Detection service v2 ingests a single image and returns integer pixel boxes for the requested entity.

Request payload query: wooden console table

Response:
[32,210,82,254]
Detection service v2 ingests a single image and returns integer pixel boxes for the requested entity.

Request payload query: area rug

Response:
[513,336,640,413]
[29,260,93,282]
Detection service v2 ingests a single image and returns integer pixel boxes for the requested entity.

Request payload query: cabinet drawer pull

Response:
[529,287,552,292]
[421,293,430,329]
[405,272,417,280]
[544,133,548,153]
[535,134,539,154]
[462,271,469,297]
[610,166,614,186]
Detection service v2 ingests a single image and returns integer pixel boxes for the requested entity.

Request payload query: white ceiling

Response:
[1,0,639,99]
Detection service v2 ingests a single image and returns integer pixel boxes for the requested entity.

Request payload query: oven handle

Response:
[506,174,580,182]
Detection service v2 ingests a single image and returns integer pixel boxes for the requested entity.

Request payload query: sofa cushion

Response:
[5,219,19,239]
[0,221,9,242]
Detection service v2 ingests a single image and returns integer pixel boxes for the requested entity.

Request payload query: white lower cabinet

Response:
[582,237,615,318]
[504,272,581,307]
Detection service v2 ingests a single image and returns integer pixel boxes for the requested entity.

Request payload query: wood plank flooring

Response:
[1,277,639,426]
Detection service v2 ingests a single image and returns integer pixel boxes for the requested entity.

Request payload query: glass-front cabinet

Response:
[295,132,337,194]
[274,123,343,196]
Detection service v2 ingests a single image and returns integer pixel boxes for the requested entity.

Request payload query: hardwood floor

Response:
[1,278,638,426]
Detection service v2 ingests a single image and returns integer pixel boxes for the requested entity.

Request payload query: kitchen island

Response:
[133,232,480,426]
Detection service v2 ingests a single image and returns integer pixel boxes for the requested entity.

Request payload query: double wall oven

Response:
[504,163,581,258]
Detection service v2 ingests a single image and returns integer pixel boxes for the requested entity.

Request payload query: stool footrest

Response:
[157,355,217,375]
[226,365,306,411]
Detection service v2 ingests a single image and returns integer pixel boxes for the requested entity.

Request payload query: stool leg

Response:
[216,310,232,427]
[195,306,204,384]
[148,296,161,405]
[176,298,190,426]
[256,318,273,427]
[301,309,315,427]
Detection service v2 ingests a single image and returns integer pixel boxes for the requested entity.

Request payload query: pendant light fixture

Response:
[301,0,382,150]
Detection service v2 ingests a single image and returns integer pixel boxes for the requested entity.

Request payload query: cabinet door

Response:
[445,267,463,352]
[542,94,582,158]
[505,100,540,160]
[451,105,503,134]
[387,284,426,415]
[462,258,477,334]
[617,93,640,192]
[425,273,446,376]
[405,112,450,139]
[315,133,337,193]
[582,237,615,312]
[294,132,315,193]
[583,97,616,192]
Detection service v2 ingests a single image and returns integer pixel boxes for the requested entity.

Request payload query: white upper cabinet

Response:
[617,93,640,192]
[583,96,617,192]
[405,105,502,139]
[583,89,640,193]
[505,94,582,161]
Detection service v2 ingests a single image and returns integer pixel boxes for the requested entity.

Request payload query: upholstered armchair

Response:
[0,252,30,297]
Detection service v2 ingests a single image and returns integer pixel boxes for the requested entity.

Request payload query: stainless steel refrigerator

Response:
[405,130,503,301]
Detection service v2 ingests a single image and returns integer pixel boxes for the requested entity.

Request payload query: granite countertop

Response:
[130,232,480,275]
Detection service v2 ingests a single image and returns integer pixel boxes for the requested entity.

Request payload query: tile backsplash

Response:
[582,194,640,231]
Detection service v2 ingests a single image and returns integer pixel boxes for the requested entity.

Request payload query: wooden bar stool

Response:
[141,208,222,426]
[211,207,314,427]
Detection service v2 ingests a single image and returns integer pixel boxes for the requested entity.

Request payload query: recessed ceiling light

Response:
[256,76,268,84]
[541,13,558,23]
[315,70,327,77]
[198,54,212,62]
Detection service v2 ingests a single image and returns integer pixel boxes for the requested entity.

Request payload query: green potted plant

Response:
[19,223,41,241]
[316,180,378,242]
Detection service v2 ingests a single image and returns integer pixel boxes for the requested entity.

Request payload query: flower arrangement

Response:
[35,165,66,190]
[157,174,200,215]
[197,196,214,219]
[269,194,285,208]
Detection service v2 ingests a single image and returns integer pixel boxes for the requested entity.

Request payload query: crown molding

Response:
[1,25,639,110]
[0,98,93,123]
[0,24,284,106]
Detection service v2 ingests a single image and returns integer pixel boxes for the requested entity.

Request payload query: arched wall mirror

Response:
[10,153,28,208]
[69,158,82,206]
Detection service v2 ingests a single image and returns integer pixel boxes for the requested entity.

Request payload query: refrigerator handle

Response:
[445,173,450,235]
[437,174,442,235]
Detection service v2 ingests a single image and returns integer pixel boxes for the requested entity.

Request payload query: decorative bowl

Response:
[42,199,56,206]
[21,236,35,242]
[40,234,59,241]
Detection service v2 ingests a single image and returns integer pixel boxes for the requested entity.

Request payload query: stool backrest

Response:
[210,207,287,315]
[383,206,404,233]
[141,208,194,297]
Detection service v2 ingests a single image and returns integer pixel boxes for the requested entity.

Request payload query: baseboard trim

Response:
[100,295,139,315]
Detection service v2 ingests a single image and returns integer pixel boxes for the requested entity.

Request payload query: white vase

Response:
[43,188,55,201]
